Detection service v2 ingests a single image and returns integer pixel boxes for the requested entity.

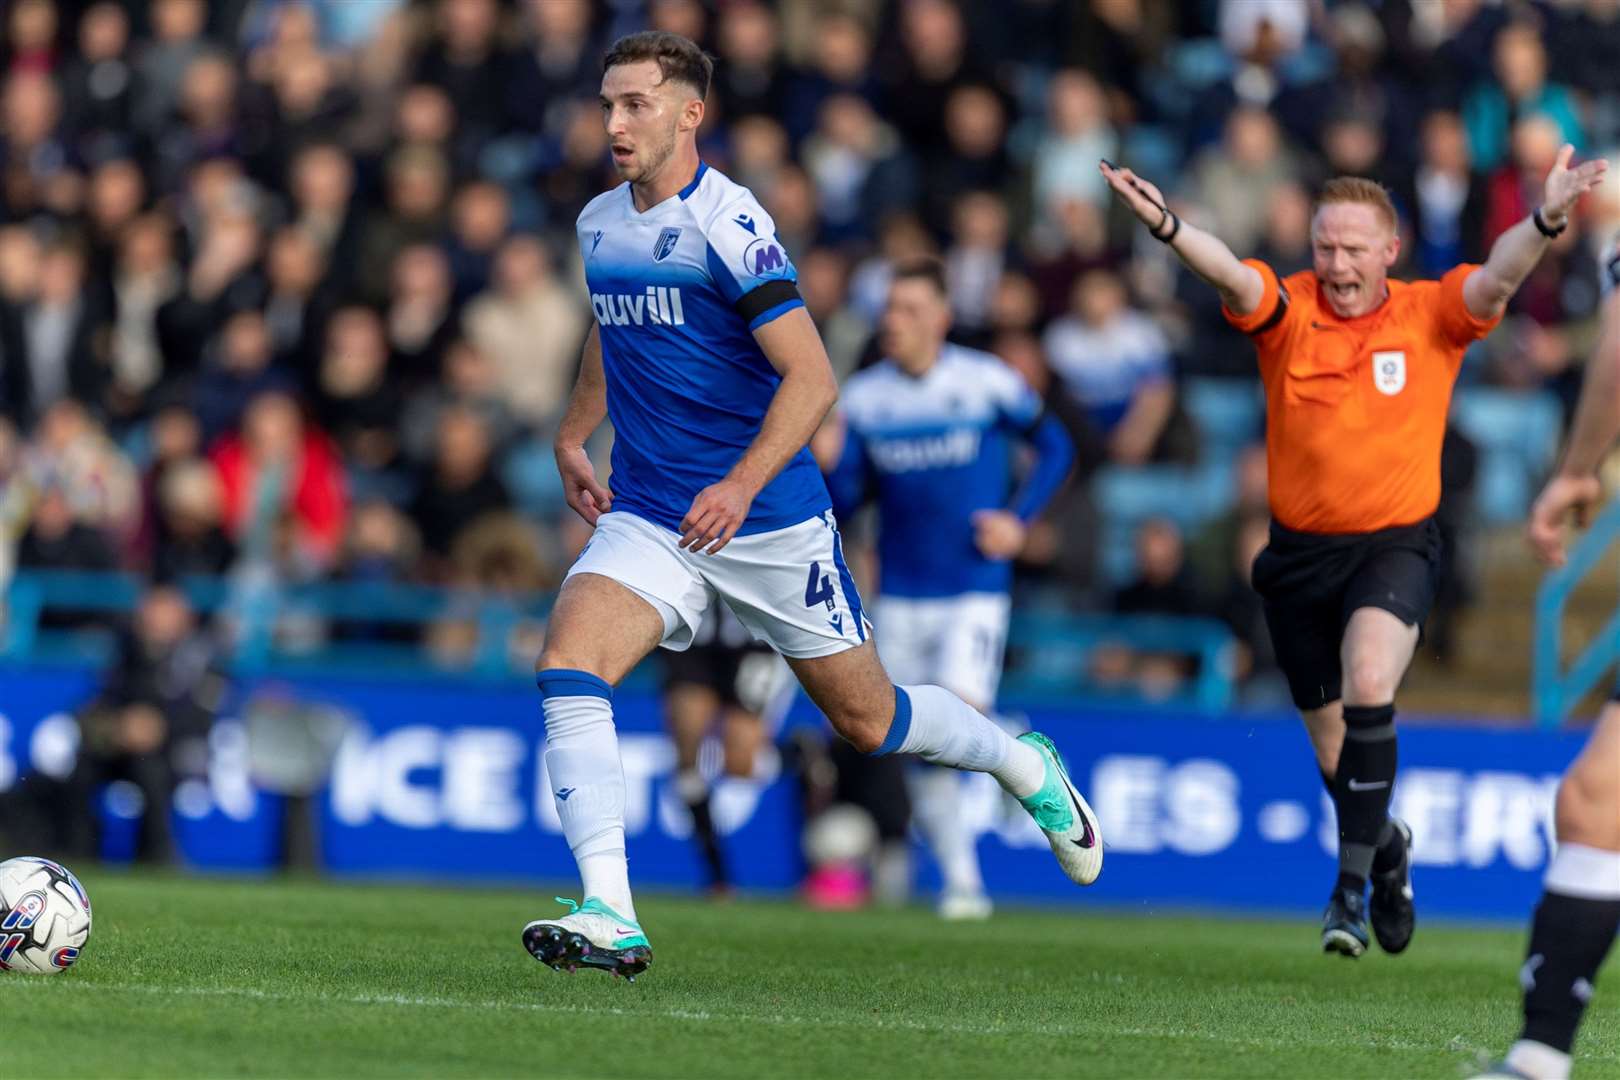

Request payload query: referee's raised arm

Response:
[1099,159,1264,316]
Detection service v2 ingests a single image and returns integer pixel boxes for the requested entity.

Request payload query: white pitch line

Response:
[5,979,1586,1060]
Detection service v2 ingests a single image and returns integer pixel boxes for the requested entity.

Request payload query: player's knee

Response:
[826,703,889,754]
[1342,659,1395,705]
[1555,765,1620,848]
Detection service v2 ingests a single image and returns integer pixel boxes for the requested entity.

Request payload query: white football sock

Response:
[537,669,636,922]
[1544,843,1620,899]
[877,685,1045,798]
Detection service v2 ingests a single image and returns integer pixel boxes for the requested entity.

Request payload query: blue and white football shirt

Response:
[827,345,1074,597]
[578,162,831,534]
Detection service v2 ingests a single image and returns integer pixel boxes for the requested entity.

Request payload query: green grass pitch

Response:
[1,872,1615,1078]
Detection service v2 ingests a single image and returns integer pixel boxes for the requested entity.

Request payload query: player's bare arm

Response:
[677,307,839,554]
[1529,258,1620,567]
[1099,159,1264,314]
[1463,145,1608,321]
[554,324,613,525]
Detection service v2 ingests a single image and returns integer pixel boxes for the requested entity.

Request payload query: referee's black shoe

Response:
[1322,886,1369,958]
[1370,818,1416,954]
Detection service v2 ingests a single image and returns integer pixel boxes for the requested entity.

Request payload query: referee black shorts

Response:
[1250,516,1442,711]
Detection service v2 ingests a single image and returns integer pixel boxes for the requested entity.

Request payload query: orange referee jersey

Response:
[1223,260,1501,534]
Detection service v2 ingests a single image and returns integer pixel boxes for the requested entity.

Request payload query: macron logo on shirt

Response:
[591,286,687,327]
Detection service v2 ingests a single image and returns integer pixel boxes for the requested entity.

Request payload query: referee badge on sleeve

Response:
[1373,350,1406,395]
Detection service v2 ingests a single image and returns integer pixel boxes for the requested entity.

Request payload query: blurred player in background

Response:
[661,597,785,894]
[814,258,1074,920]
[1102,147,1608,958]
[523,32,1102,981]
[1474,237,1620,1080]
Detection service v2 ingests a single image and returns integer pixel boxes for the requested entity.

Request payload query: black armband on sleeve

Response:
[735,280,802,325]
[1251,280,1291,336]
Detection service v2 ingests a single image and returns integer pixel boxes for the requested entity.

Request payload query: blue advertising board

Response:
[0,665,1589,919]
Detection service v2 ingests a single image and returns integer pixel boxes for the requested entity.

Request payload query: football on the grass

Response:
[0,857,92,974]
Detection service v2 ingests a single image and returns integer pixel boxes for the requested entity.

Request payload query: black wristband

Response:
[1534,206,1567,238]
[1607,248,1620,289]
[1152,210,1181,244]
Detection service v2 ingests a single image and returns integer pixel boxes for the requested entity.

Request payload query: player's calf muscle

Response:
[789,643,896,753]
[1556,734,1620,850]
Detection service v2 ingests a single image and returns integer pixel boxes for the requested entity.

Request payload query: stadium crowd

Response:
[0,0,1616,708]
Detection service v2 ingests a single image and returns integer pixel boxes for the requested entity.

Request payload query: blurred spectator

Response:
[193,308,294,444]
[286,142,361,292]
[409,403,510,567]
[356,145,450,305]
[712,0,787,124]
[799,92,916,245]
[314,305,407,500]
[798,246,870,382]
[86,158,148,292]
[67,582,225,863]
[0,414,25,581]
[444,179,510,304]
[921,83,1011,234]
[849,212,937,325]
[20,242,108,426]
[149,50,243,196]
[1210,513,1282,703]
[4,0,58,78]
[157,191,266,375]
[761,163,819,260]
[1092,517,1203,700]
[1031,69,1116,222]
[1185,106,1301,256]
[60,2,137,166]
[884,0,989,152]
[1,69,74,221]
[1027,198,1113,321]
[150,458,236,581]
[782,11,879,143]
[1253,182,1313,278]
[109,214,181,423]
[1188,442,1269,591]
[1550,0,1620,147]
[462,233,587,434]
[385,243,461,386]
[333,498,421,643]
[401,337,516,467]
[1411,110,1485,277]
[262,224,337,380]
[25,398,139,540]
[1043,270,1176,466]
[504,0,597,138]
[16,484,118,573]
[211,390,347,570]
[944,191,1011,346]
[134,0,210,136]
[413,0,511,162]
[1462,20,1585,175]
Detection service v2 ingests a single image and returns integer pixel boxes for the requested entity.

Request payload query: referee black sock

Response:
[1333,703,1397,894]
[1520,890,1620,1055]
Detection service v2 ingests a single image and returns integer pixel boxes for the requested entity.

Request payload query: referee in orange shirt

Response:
[1102,147,1608,958]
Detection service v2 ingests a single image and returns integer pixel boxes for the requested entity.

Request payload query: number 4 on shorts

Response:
[804,562,835,608]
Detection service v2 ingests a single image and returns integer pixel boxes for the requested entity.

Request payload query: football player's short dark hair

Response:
[891,257,948,297]
[603,31,713,100]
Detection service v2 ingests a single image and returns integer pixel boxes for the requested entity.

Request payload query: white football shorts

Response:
[565,509,871,659]
[875,592,1011,709]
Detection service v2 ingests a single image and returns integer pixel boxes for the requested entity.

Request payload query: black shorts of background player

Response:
[660,601,784,893]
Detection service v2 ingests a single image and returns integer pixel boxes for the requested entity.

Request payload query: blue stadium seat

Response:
[1093,462,1233,586]
[1181,377,1264,464]
[1449,387,1564,524]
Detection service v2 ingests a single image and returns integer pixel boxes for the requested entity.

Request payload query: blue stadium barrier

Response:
[1450,387,1563,524]
[2,570,1235,709]
[0,666,1586,919]
[1533,496,1620,726]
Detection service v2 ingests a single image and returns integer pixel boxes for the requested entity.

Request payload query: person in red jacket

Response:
[210,390,347,570]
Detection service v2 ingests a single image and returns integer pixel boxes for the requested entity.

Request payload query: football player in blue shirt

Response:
[815,259,1074,920]
[522,31,1102,980]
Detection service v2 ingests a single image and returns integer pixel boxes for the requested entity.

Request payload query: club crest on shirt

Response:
[653,226,682,262]
[1372,350,1406,395]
